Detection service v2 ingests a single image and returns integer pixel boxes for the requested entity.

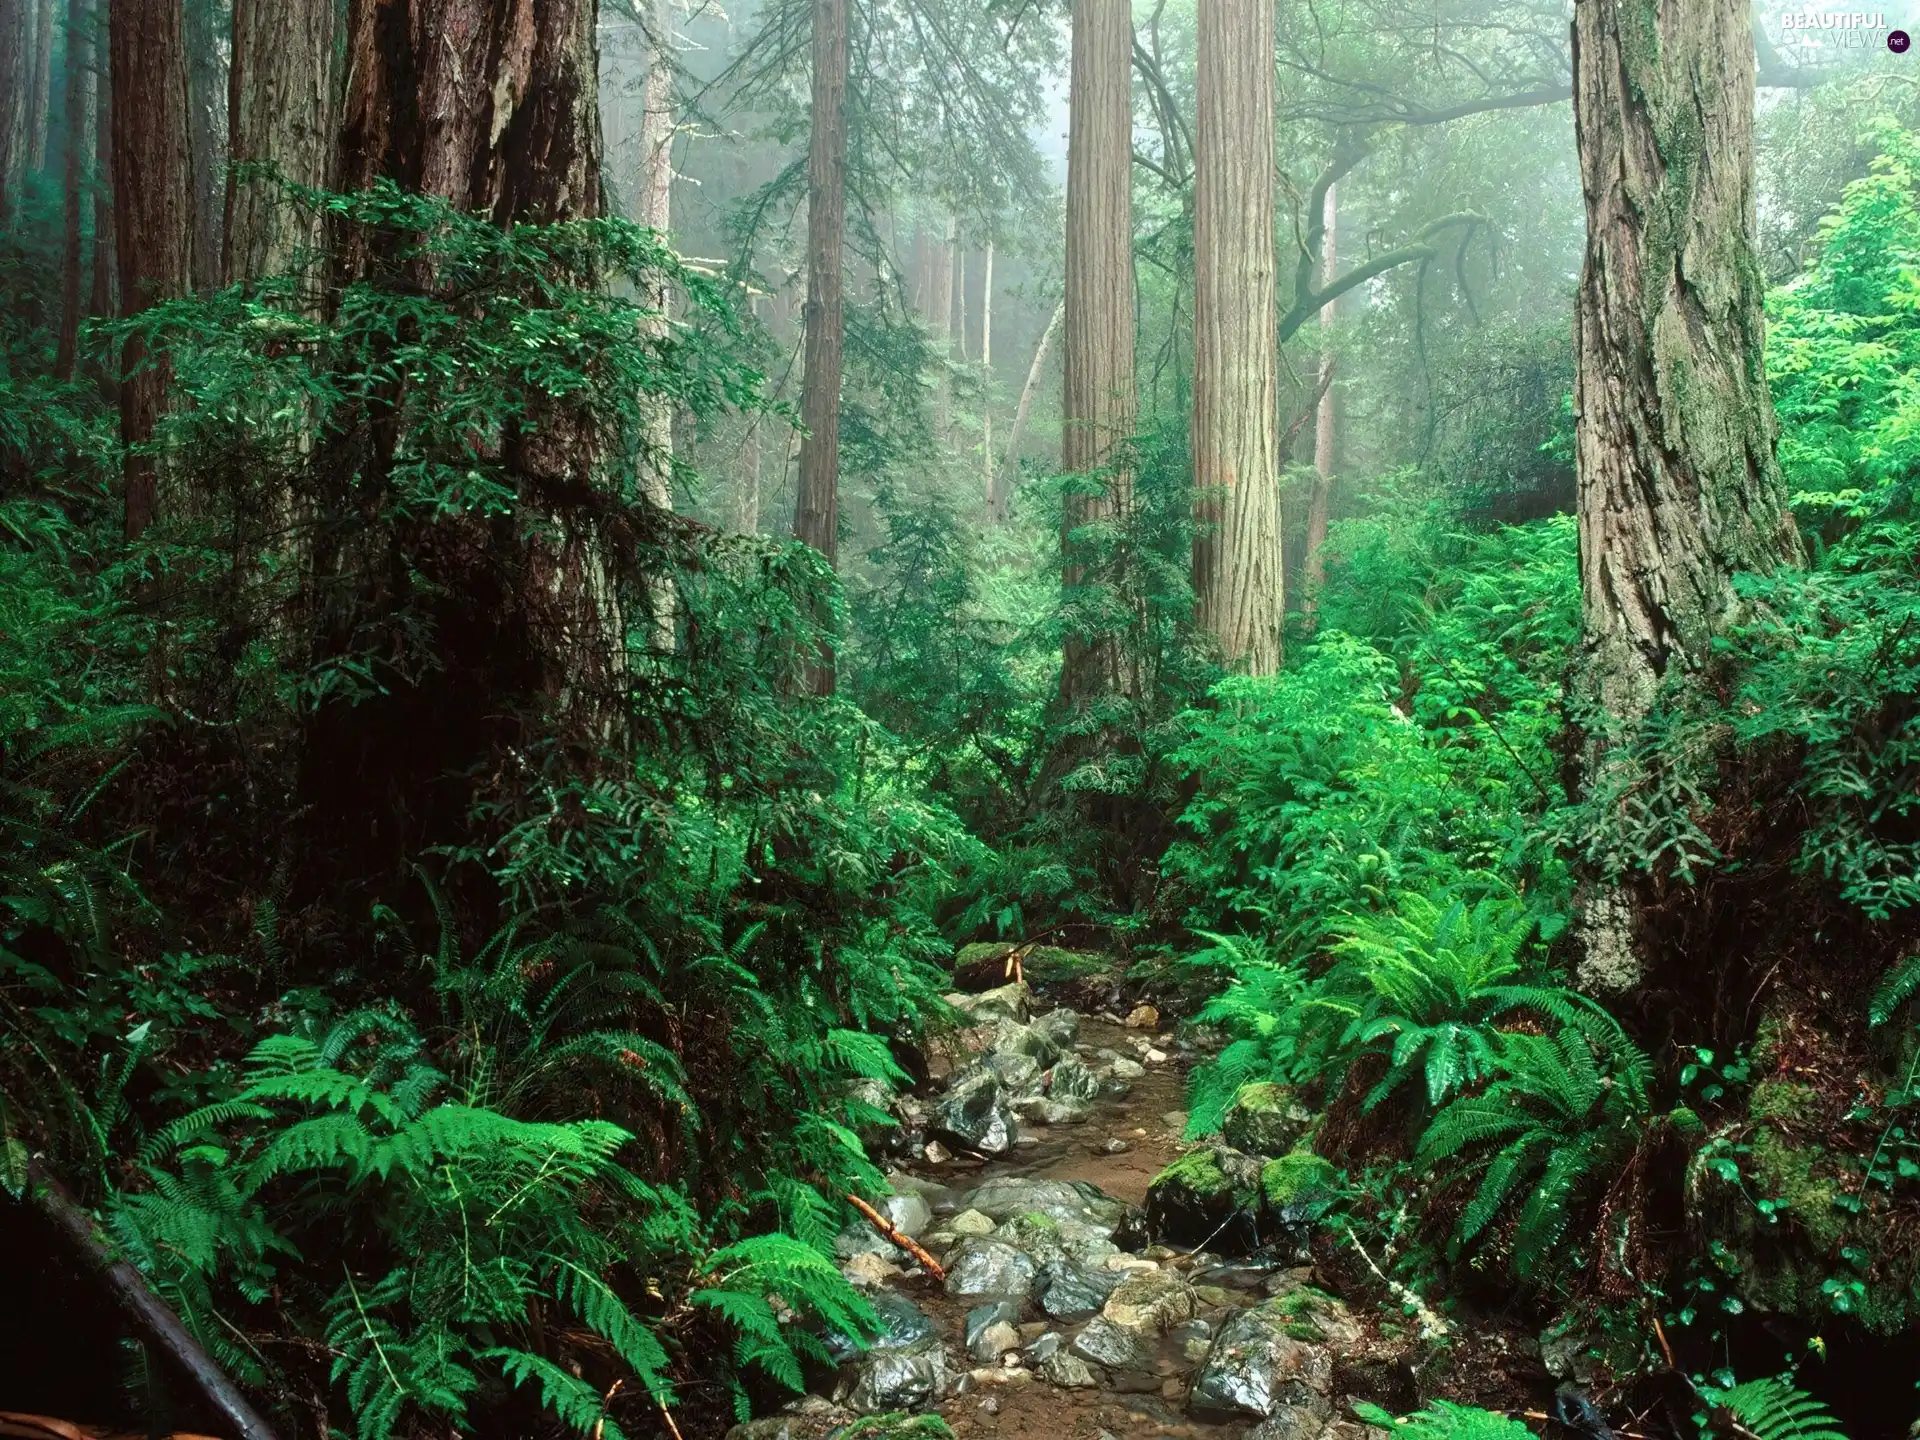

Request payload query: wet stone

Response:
[1187,1302,1334,1420]
[1033,1007,1081,1048]
[1035,1096,1092,1126]
[1045,1053,1102,1102]
[958,1176,1125,1229]
[945,1238,1038,1300]
[847,1336,955,1414]
[965,1298,1025,1348]
[930,1064,1018,1156]
[877,1191,933,1238]
[1103,1270,1198,1334]
[723,1398,855,1440]
[990,1018,1063,1066]
[1039,1351,1100,1389]
[969,1320,1022,1363]
[984,1050,1044,1096]
[1039,1257,1124,1319]
[1126,1004,1161,1029]
[949,1208,997,1237]
[949,982,1030,1025]
[1025,1331,1063,1363]
[1244,1401,1336,1440]
[827,1289,935,1361]
[1071,1315,1152,1372]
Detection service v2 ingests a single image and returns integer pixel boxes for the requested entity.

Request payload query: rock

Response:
[1039,1351,1100,1389]
[883,1169,953,1210]
[930,1064,1018,1156]
[945,1239,1038,1299]
[1246,1402,1337,1440]
[1146,1146,1266,1254]
[1222,1082,1316,1158]
[990,1018,1063,1066]
[1045,1053,1102,1102]
[835,1219,904,1262]
[962,1364,1032,1389]
[950,1208,997,1237]
[984,1050,1044,1096]
[923,1140,951,1164]
[841,1251,901,1288]
[1126,1004,1161,1029]
[1036,1096,1092,1126]
[724,1398,856,1440]
[1187,1301,1334,1420]
[1110,1056,1146,1080]
[1014,1133,1041,1148]
[949,982,1031,1024]
[878,1191,934,1237]
[1033,1007,1081,1047]
[970,1321,1023,1362]
[1071,1315,1151,1372]
[1039,1257,1124,1319]
[1160,1109,1190,1131]
[827,1289,937,1359]
[847,1336,956,1414]
[1145,1048,1169,1064]
[1102,1271,1198,1334]
[1162,1377,1188,1401]
[965,1299,1024,1348]
[1025,1331,1063,1362]
[845,1077,900,1149]
[957,1176,1127,1230]
[1096,1137,1132,1154]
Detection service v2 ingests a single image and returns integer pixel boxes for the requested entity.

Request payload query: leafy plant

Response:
[1696,1375,1848,1440]
[1352,1399,1537,1439]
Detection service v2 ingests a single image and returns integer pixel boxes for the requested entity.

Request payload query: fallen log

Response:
[21,1162,281,1440]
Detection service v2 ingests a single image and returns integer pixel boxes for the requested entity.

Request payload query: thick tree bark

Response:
[87,32,111,318]
[791,0,847,694]
[0,0,26,224]
[184,0,225,290]
[1059,0,1136,705]
[110,0,194,541]
[1571,0,1804,992]
[52,0,88,377]
[26,0,50,171]
[993,298,1060,523]
[1302,181,1338,630]
[1190,0,1282,675]
[224,0,336,284]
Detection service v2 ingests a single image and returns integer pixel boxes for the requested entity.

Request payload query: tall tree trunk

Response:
[1571,0,1804,993]
[26,0,51,171]
[634,0,676,647]
[0,0,26,224]
[929,213,953,436]
[790,0,847,695]
[111,0,194,541]
[224,0,336,284]
[52,0,88,377]
[87,31,111,318]
[1190,0,1281,674]
[184,0,225,290]
[993,297,1060,523]
[1301,180,1338,631]
[1059,0,1136,705]
[981,240,993,504]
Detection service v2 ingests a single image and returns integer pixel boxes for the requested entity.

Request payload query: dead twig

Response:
[844,1193,947,1281]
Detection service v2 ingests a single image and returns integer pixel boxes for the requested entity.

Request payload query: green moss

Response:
[955,943,1106,982]
[1153,1148,1233,1199]
[1261,1151,1337,1209]
[1748,1129,1847,1251]
[1750,1079,1820,1128]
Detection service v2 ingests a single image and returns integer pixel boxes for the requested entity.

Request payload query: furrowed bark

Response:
[52,0,89,379]
[224,0,336,285]
[1190,0,1282,675]
[1060,0,1137,706]
[1570,0,1804,992]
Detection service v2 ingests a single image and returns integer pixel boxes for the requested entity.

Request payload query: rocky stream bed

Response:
[725,983,1427,1440]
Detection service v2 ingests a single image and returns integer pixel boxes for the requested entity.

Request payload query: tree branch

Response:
[1279,212,1485,344]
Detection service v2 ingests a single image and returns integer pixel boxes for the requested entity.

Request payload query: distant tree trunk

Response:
[224,0,337,284]
[1571,0,1804,993]
[0,0,26,223]
[1059,0,1136,706]
[52,0,89,377]
[1190,0,1281,674]
[110,0,194,541]
[1301,181,1338,631]
[992,297,1060,523]
[184,0,225,290]
[930,213,953,435]
[791,0,847,695]
[26,0,51,171]
[87,39,112,318]
[634,0,677,647]
[980,240,993,504]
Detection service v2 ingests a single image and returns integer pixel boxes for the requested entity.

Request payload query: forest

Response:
[3,0,1920,1438]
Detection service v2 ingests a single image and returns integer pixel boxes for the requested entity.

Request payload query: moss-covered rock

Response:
[1221,1081,1315,1157]
[1261,1152,1337,1211]
[1146,1145,1264,1254]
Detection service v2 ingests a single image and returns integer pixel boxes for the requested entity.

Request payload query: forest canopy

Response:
[3,4,1920,1440]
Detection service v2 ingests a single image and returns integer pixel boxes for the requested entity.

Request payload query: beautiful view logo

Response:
[1780,9,1886,26]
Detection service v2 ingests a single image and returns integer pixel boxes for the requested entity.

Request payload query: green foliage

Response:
[1697,1376,1849,1440]
[1351,1399,1537,1440]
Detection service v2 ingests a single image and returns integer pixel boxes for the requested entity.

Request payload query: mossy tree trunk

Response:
[1060,0,1137,707]
[1190,0,1282,675]
[1570,0,1804,991]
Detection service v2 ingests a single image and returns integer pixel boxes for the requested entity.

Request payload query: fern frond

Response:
[1709,1376,1849,1440]
[487,1347,628,1439]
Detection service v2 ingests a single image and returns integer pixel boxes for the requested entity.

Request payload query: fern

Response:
[488,1348,628,1440]
[1870,953,1920,1027]
[1701,1376,1848,1440]
[1353,1399,1537,1439]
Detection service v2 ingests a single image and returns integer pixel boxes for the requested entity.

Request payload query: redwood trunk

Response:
[791,0,847,694]
[1190,0,1281,674]
[110,0,194,541]
[1059,0,1136,705]
[1571,0,1804,990]
[26,0,51,170]
[224,0,336,284]
[52,0,89,377]
[0,0,26,223]
[87,35,111,318]
[185,0,225,290]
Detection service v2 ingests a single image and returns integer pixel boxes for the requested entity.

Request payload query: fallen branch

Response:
[844,1193,946,1282]
[1342,1223,1448,1341]
[22,1161,282,1440]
